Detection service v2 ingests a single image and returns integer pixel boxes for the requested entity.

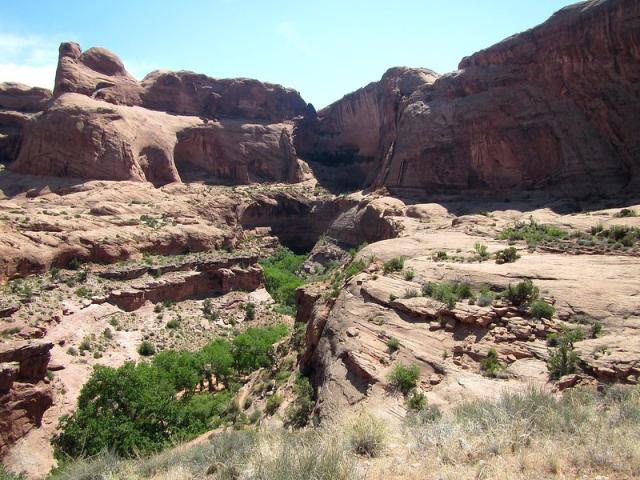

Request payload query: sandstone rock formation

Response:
[11,42,307,185]
[0,341,54,458]
[0,83,51,165]
[296,0,640,196]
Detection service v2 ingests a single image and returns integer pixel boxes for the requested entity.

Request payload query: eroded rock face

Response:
[0,83,51,165]
[294,67,438,190]
[297,0,640,196]
[12,43,307,185]
[0,341,54,458]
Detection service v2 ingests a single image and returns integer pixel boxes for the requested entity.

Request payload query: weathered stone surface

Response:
[0,82,51,113]
[0,342,54,458]
[294,67,438,190]
[0,341,53,382]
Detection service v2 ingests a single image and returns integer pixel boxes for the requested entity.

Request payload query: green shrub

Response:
[68,257,81,270]
[102,328,113,340]
[347,412,386,457]
[383,256,405,274]
[548,336,579,380]
[66,346,78,356]
[502,279,539,306]
[344,259,367,278]
[422,281,473,308]
[166,319,180,329]
[614,208,637,218]
[260,248,306,310]
[265,394,283,415]
[495,246,520,264]
[480,348,502,377]
[387,362,420,394]
[530,299,555,319]
[285,375,315,428]
[138,341,156,356]
[386,337,400,351]
[232,324,287,373]
[500,218,568,246]
[244,302,255,321]
[404,269,415,281]
[407,389,427,411]
[474,242,489,260]
[433,250,448,261]
[591,321,603,338]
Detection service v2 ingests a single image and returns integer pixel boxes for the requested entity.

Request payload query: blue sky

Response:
[0,0,571,108]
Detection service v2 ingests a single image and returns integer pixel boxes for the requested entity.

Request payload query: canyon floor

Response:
[1,166,639,478]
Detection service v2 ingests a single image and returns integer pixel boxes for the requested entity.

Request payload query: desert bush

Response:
[138,341,156,356]
[285,375,315,428]
[347,412,386,457]
[530,299,554,319]
[404,269,415,281]
[387,362,420,394]
[383,256,405,273]
[165,318,180,329]
[494,246,520,264]
[407,389,427,411]
[344,258,367,278]
[422,281,473,308]
[500,218,568,246]
[404,287,418,298]
[614,208,637,218]
[480,348,502,377]
[386,337,400,351]
[474,242,489,260]
[245,302,256,321]
[502,279,539,306]
[265,394,284,415]
[547,334,579,380]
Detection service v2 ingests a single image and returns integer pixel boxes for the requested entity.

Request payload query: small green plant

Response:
[433,250,448,261]
[590,321,603,338]
[500,218,568,247]
[502,280,539,307]
[344,259,368,278]
[614,208,637,218]
[474,242,490,261]
[406,389,427,411]
[75,286,92,299]
[102,328,113,340]
[389,293,398,302]
[78,338,92,352]
[387,362,420,394]
[244,302,255,321]
[137,341,156,356]
[386,337,400,351]
[480,348,502,377]
[404,269,415,281]
[166,319,180,329]
[383,256,405,274]
[66,346,78,356]
[495,246,520,264]
[140,214,161,228]
[265,394,283,415]
[68,258,81,270]
[422,281,473,308]
[530,299,555,319]
[547,335,579,380]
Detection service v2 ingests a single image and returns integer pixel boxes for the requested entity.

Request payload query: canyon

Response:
[1,0,640,478]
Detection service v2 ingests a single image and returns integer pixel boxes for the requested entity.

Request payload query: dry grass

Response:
[48,386,640,480]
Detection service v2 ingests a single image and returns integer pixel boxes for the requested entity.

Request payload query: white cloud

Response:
[0,31,70,88]
[0,63,55,89]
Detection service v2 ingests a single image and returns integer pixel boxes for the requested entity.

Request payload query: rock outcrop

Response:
[296,0,640,196]
[0,341,54,458]
[0,83,51,165]
[11,43,307,185]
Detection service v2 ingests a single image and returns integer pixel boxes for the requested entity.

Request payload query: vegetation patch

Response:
[260,248,306,313]
[500,218,568,247]
[422,281,473,308]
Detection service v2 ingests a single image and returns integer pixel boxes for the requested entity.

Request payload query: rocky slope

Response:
[296,0,640,196]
